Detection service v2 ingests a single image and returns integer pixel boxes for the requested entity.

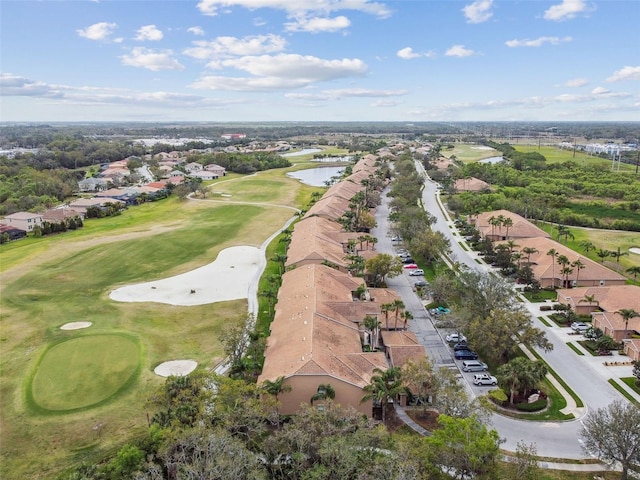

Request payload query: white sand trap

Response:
[109,246,262,306]
[471,146,494,150]
[154,360,197,377]
[629,247,640,255]
[60,321,92,330]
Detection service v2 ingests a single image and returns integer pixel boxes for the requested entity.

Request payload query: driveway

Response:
[372,161,634,458]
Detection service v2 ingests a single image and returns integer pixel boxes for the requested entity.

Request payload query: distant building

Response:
[220,133,247,140]
[2,212,43,232]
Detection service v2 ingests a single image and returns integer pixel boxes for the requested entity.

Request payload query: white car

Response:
[473,374,498,386]
[571,322,590,333]
[445,333,467,343]
[408,269,424,276]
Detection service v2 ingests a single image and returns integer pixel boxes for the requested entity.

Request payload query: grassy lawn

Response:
[0,169,309,478]
[621,377,640,395]
[495,377,574,421]
[444,144,501,163]
[608,379,640,408]
[29,334,140,412]
[521,289,557,302]
[514,144,636,171]
[566,342,585,356]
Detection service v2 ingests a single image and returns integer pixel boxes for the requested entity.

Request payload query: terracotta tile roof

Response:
[509,237,626,284]
[454,177,490,192]
[3,212,43,220]
[388,345,427,368]
[475,209,550,239]
[381,330,420,347]
[258,264,390,388]
[304,195,350,221]
[556,285,640,312]
[324,178,363,202]
[286,216,350,269]
[42,208,82,222]
[592,311,640,335]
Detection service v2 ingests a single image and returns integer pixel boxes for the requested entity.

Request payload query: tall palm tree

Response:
[502,217,514,238]
[610,247,628,266]
[560,266,574,289]
[556,255,570,288]
[556,225,574,244]
[488,215,497,237]
[363,314,381,350]
[547,248,558,288]
[506,239,519,254]
[262,376,292,427]
[381,303,393,330]
[401,310,413,330]
[615,308,640,339]
[579,294,599,309]
[579,240,595,254]
[626,266,640,281]
[571,259,585,287]
[392,299,405,330]
[272,253,288,274]
[595,249,610,264]
[361,367,404,423]
[310,384,335,406]
[522,246,538,265]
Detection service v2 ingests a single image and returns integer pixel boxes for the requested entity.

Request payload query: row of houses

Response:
[470,209,639,359]
[258,154,426,416]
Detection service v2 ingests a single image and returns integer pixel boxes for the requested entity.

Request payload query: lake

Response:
[281,148,323,157]
[478,156,505,164]
[287,166,344,186]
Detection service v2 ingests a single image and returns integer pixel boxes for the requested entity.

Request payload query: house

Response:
[42,208,84,223]
[556,285,640,315]
[592,310,640,342]
[189,171,219,181]
[454,177,491,192]
[507,237,627,288]
[204,164,226,176]
[67,197,126,215]
[184,162,203,174]
[2,212,43,232]
[472,210,550,241]
[623,339,640,361]
[0,223,27,240]
[96,188,137,204]
[78,178,108,192]
[257,264,392,417]
[380,330,426,367]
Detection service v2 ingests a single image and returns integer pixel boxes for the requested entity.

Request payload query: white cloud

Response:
[445,45,474,57]
[120,48,185,71]
[505,36,572,47]
[134,25,164,41]
[286,88,406,101]
[285,15,351,33]
[188,26,205,36]
[184,34,286,60]
[607,65,640,82]
[544,0,590,21]
[196,0,392,19]
[462,0,493,24]
[77,22,117,41]
[371,99,400,107]
[190,53,367,91]
[564,78,588,87]
[591,86,610,95]
[397,47,421,60]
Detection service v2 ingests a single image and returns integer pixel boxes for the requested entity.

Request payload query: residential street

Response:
[371,162,635,459]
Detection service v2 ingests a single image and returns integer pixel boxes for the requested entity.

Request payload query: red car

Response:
[403,263,418,269]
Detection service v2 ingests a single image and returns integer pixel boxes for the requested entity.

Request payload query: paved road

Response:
[373,162,630,458]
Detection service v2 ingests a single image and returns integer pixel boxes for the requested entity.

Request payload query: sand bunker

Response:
[109,245,262,306]
[629,247,640,255]
[60,322,92,330]
[471,146,494,151]
[154,360,197,377]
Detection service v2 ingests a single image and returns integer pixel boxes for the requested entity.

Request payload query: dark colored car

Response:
[454,350,478,360]
[402,257,415,264]
[453,342,469,351]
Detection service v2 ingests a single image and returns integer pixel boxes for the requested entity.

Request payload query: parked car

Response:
[445,333,467,343]
[403,263,418,269]
[462,360,488,372]
[571,322,590,333]
[454,350,478,360]
[391,235,402,242]
[408,269,424,276]
[473,373,498,386]
[453,342,470,351]
[414,280,428,287]
[402,257,415,264]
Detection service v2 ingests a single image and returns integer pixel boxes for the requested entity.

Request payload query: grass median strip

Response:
[566,342,585,356]
[529,348,584,408]
[608,379,640,408]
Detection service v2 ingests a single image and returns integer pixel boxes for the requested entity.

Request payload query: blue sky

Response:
[1,0,638,122]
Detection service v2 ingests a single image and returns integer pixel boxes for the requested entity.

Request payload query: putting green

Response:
[30,335,140,412]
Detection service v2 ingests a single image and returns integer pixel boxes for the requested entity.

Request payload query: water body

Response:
[281,148,323,157]
[313,155,353,163]
[287,166,344,186]
[478,156,505,164]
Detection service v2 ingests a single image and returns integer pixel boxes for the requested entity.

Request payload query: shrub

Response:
[515,398,547,412]
[488,388,508,406]
[540,305,552,311]
[552,303,569,311]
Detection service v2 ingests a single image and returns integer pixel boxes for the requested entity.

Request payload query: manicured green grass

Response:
[566,342,585,356]
[529,349,584,408]
[621,377,640,395]
[0,168,310,478]
[445,144,501,163]
[458,241,468,251]
[29,334,140,412]
[521,290,557,302]
[495,377,573,421]
[514,144,636,171]
[537,316,552,327]
[608,379,640,408]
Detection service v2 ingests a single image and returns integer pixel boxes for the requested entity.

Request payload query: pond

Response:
[281,148,323,157]
[287,166,344,186]
[478,156,505,164]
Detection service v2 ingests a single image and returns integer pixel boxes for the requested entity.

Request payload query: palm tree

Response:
[361,367,404,422]
[610,247,628,266]
[522,246,538,265]
[506,239,519,254]
[595,249,610,264]
[556,225,574,244]
[488,215,497,237]
[560,266,574,289]
[496,214,506,237]
[497,357,547,405]
[310,384,335,406]
[502,217,514,238]
[363,314,381,350]
[579,240,596,254]
[579,294,599,309]
[401,310,413,330]
[262,376,292,427]
[626,266,640,281]
[392,299,405,330]
[571,259,585,287]
[547,248,558,288]
[381,303,393,330]
[272,253,288,274]
[615,308,640,339]
[259,288,277,316]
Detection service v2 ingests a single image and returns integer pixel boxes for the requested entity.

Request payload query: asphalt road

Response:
[371,162,627,458]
